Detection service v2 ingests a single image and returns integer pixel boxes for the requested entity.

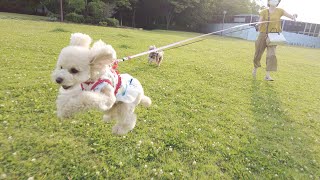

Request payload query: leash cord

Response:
[117,21,278,62]
[165,39,206,51]
[165,26,256,51]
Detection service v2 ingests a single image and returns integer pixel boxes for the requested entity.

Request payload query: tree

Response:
[216,0,253,16]
[68,0,85,13]
[42,0,58,14]
[114,0,131,26]
[112,0,140,27]
[1,0,262,31]
[138,0,198,29]
[87,0,115,20]
[0,0,42,14]
[175,0,216,31]
[161,0,198,29]
[249,0,261,14]
[60,0,63,21]
[130,0,139,27]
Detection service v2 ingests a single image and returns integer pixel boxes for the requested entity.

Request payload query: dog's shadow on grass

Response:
[249,80,315,174]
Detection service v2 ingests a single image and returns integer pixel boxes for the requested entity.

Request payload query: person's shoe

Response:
[264,76,274,81]
[252,68,257,78]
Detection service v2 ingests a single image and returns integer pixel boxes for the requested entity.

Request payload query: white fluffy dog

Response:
[52,33,151,135]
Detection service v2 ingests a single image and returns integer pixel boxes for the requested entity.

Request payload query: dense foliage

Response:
[0,0,261,31]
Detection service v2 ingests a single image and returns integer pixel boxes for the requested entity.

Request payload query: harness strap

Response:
[81,76,122,95]
[90,79,112,91]
[114,75,122,95]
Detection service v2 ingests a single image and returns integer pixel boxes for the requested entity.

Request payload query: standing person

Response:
[252,0,297,81]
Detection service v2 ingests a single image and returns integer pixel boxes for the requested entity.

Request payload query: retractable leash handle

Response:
[115,20,280,63]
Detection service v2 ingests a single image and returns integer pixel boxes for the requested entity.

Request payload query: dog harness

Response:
[80,67,143,103]
[81,68,122,95]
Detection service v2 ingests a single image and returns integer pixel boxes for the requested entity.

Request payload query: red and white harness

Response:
[81,63,122,95]
[80,62,143,104]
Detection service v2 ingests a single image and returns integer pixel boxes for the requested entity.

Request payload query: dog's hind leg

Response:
[158,56,163,66]
[148,57,153,64]
[112,103,137,135]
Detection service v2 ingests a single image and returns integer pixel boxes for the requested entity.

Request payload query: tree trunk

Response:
[60,0,63,22]
[132,7,136,28]
[166,12,173,30]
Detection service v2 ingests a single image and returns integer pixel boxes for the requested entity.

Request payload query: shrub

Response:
[99,21,108,27]
[47,12,59,21]
[84,16,100,24]
[65,13,84,23]
[51,28,70,32]
[104,18,119,27]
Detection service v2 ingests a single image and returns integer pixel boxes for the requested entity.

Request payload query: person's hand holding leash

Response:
[293,14,298,21]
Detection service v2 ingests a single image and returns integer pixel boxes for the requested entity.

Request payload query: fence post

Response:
[221,11,227,36]
[282,20,286,31]
[313,24,317,37]
[303,23,307,35]
[308,24,313,36]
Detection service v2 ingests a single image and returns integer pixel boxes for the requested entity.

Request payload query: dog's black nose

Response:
[56,77,63,84]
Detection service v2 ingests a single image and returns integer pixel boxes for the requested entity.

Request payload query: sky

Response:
[256,0,320,24]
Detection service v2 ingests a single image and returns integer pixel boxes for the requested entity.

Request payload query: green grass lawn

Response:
[0,13,319,179]
[0,12,49,21]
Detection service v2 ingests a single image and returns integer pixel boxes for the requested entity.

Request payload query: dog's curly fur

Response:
[52,33,151,135]
[148,45,164,66]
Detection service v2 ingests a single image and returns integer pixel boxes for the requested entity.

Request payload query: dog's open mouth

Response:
[62,85,72,90]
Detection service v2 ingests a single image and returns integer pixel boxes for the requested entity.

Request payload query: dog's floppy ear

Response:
[149,45,156,50]
[70,33,92,48]
[90,40,116,65]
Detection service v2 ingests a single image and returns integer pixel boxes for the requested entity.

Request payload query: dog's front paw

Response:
[103,114,113,123]
[106,99,116,108]
[57,109,71,119]
[112,125,130,135]
[101,95,116,111]
[98,97,114,111]
[99,101,114,111]
[98,87,116,111]
[99,104,109,111]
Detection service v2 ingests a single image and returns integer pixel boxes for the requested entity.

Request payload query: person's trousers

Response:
[253,33,277,71]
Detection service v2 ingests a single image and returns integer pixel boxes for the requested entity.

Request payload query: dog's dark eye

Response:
[60,66,63,69]
[70,68,79,74]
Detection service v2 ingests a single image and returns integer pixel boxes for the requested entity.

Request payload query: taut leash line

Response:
[116,20,279,62]
[165,26,257,51]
